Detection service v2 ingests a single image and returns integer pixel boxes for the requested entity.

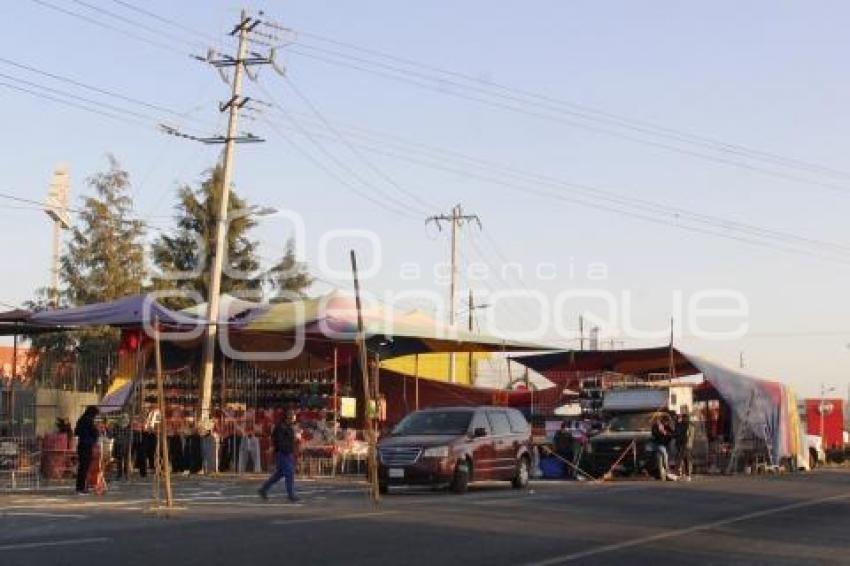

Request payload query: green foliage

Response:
[151,164,262,308]
[268,238,314,302]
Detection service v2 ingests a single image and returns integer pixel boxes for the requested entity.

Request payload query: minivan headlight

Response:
[423,446,449,458]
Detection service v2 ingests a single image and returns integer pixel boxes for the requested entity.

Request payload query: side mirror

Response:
[473,427,487,438]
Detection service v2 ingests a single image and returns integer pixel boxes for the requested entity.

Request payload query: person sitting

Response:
[553,421,575,478]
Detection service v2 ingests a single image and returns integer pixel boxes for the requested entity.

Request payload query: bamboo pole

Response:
[350,250,380,503]
[153,318,174,508]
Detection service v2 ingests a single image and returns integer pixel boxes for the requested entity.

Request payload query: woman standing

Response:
[74,406,100,495]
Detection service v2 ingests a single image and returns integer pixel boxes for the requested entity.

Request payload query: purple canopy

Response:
[29,294,200,328]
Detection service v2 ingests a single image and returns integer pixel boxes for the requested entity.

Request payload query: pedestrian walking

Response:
[74,406,100,494]
[258,410,299,502]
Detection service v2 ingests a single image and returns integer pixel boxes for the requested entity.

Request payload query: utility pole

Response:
[167,10,279,426]
[468,289,474,384]
[426,204,481,383]
[579,315,585,351]
[44,165,70,307]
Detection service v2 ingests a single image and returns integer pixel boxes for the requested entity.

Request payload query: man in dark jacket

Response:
[651,413,676,481]
[74,406,100,494]
[258,410,299,502]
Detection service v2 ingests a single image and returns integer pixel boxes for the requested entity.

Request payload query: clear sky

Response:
[2,1,849,398]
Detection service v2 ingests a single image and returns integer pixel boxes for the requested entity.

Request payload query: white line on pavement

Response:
[524,491,850,565]
[270,511,396,525]
[0,537,111,552]
[1,512,88,519]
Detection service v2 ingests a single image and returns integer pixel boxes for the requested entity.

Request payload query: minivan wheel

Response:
[512,456,530,489]
[451,461,470,494]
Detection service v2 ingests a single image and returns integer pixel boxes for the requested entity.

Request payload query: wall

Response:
[34,388,100,436]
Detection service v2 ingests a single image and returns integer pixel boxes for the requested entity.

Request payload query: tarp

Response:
[28,294,200,328]
[512,347,699,377]
[242,290,549,359]
[181,294,269,323]
[99,377,134,413]
[682,353,804,466]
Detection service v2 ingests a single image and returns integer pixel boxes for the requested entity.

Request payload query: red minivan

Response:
[377,406,532,494]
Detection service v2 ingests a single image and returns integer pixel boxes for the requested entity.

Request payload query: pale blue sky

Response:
[2,1,849,397]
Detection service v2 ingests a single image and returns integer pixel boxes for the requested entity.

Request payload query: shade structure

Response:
[28,294,200,329]
[240,290,549,359]
[683,353,805,466]
[512,347,699,377]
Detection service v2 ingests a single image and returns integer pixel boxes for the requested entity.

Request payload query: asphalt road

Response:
[1,468,849,565]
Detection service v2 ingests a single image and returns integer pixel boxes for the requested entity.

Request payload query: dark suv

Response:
[377,406,532,494]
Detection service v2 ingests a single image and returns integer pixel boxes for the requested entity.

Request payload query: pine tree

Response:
[268,238,314,302]
[151,164,262,307]
[62,155,146,305]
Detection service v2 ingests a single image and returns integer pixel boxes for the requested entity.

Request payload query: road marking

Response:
[524,491,850,565]
[270,511,396,525]
[0,537,111,552]
[1,512,88,519]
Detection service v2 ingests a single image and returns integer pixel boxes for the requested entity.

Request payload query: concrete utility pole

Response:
[426,204,481,383]
[44,165,70,307]
[173,10,277,426]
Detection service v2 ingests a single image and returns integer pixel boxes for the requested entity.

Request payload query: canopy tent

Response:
[683,353,805,467]
[180,293,269,323]
[240,290,549,360]
[0,308,75,336]
[512,347,699,377]
[27,294,199,329]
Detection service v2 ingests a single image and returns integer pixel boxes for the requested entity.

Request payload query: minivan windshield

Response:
[392,411,473,436]
[607,412,655,432]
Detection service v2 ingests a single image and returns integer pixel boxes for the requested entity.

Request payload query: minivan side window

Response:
[507,410,529,434]
[470,411,491,436]
[486,411,512,436]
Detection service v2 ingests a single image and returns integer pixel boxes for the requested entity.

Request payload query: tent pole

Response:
[414,354,419,411]
[153,317,174,509]
[350,250,380,503]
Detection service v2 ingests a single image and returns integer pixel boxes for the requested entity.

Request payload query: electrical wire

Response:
[0,80,153,130]
[266,120,850,265]
[29,0,189,55]
[108,0,222,43]
[285,46,850,197]
[280,75,434,212]
[68,0,208,51]
[0,56,216,128]
[253,83,425,219]
[292,33,850,183]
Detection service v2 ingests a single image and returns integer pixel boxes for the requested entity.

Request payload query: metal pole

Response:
[414,354,419,410]
[198,10,251,426]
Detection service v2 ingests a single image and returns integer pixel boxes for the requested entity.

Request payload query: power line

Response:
[0,71,156,123]
[258,113,418,219]
[29,0,190,55]
[107,0,222,43]
[68,0,207,50]
[280,75,434,211]
[0,80,152,129]
[285,46,850,197]
[270,120,850,265]
[254,83,424,219]
[263,115,850,262]
[294,32,850,184]
[0,56,215,127]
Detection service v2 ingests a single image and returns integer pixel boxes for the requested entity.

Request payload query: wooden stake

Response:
[350,250,380,503]
[153,318,174,509]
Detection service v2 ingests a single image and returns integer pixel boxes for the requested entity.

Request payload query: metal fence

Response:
[0,436,41,491]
